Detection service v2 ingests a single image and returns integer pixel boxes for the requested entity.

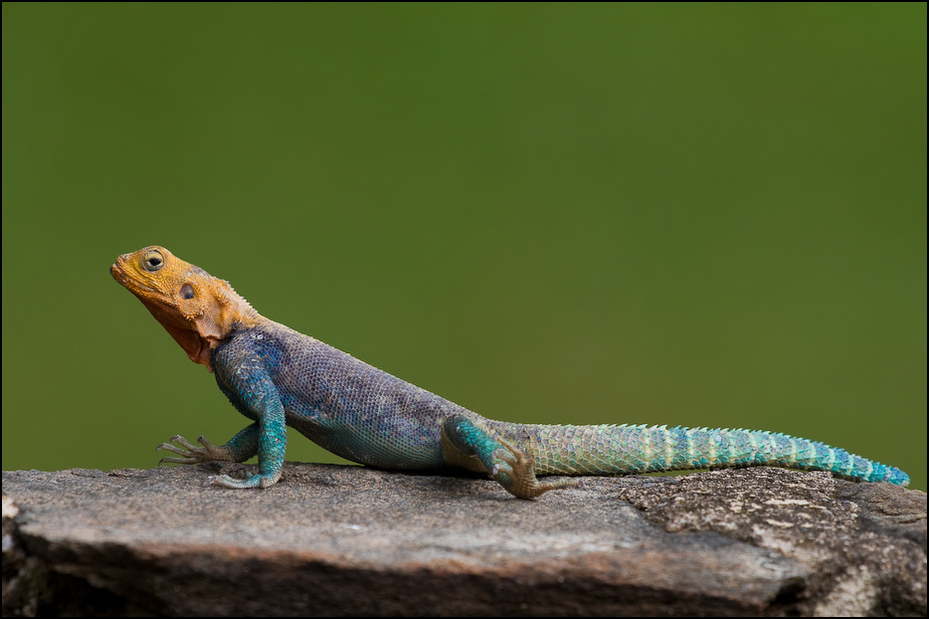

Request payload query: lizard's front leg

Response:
[160,361,288,488]
[440,414,578,499]
[206,401,285,489]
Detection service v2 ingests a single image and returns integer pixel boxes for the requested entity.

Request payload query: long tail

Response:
[528,424,909,486]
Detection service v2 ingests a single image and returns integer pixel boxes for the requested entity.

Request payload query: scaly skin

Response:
[111,246,910,498]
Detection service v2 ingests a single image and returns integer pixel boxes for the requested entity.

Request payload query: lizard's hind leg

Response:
[440,414,578,499]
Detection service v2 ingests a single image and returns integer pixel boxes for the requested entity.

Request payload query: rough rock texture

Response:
[2,464,926,616]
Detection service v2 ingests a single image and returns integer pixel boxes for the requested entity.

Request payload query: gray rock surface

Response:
[2,464,925,616]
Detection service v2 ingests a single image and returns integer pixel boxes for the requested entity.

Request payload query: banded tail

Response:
[529,424,909,486]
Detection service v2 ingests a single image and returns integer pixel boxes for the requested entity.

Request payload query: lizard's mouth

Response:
[110,262,130,286]
[110,262,136,287]
[110,261,159,295]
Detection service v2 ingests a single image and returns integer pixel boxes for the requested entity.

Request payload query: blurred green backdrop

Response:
[3,4,925,490]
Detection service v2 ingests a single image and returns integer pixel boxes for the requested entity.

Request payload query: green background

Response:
[3,4,925,490]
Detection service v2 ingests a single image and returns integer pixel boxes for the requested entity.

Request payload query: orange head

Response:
[111,246,259,371]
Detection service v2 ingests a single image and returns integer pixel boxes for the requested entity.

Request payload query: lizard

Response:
[110,246,911,498]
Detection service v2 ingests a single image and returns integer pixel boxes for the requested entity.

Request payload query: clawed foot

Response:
[157,434,278,489]
[492,437,579,499]
[157,435,234,465]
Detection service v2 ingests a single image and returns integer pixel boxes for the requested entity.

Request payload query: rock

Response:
[2,465,925,616]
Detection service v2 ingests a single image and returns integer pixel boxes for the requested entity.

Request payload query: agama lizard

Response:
[111,246,910,498]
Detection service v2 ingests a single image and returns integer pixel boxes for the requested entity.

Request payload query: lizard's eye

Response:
[180,283,195,300]
[142,250,165,272]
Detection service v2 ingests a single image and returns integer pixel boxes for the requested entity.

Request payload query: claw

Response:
[155,434,233,465]
[157,443,192,457]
